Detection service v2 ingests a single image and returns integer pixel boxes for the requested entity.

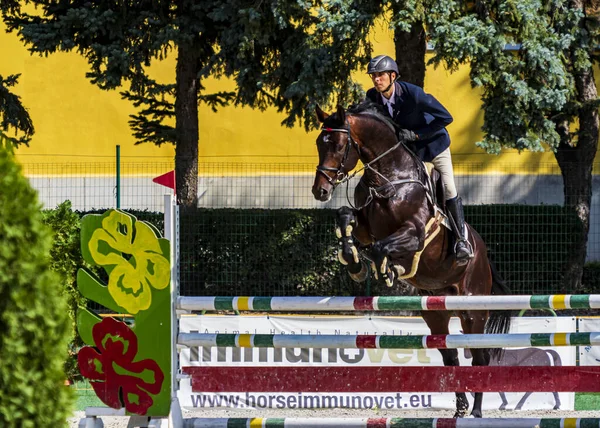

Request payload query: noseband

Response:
[315,123,359,188]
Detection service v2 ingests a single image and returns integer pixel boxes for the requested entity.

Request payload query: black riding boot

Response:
[446,196,474,265]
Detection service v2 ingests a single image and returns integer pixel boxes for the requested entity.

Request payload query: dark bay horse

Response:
[311,102,511,418]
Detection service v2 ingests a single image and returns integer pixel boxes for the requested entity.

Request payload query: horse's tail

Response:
[484,261,512,343]
[545,349,563,367]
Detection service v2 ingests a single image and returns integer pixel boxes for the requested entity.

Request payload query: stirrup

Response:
[454,239,474,262]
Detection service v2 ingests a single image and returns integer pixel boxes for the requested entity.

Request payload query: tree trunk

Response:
[175,39,201,207]
[554,2,599,290]
[393,21,426,88]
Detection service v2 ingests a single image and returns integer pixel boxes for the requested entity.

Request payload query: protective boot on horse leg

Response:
[336,207,368,282]
[431,148,474,265]
[370,228,422,287]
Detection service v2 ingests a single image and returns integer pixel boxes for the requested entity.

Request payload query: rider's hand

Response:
[397,129,418,142]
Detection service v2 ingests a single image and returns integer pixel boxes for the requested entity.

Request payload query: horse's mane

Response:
[347,100,385,116]
[323,100,398,135]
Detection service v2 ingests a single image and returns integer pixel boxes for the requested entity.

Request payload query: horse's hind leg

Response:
[459,309,490,418]
[421,310,470,418]
[336,207,369,282]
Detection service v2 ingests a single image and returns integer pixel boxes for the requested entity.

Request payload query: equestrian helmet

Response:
[367,55,399,75]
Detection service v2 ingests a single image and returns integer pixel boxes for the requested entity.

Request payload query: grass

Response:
[576,393,600,411]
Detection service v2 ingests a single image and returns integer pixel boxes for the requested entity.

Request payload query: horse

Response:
[311,102,512,418]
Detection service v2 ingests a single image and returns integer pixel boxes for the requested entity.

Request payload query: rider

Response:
[365,54,473,265]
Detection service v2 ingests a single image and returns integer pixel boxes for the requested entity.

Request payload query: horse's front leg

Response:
[370,226,422,287]
[336,207,370,282]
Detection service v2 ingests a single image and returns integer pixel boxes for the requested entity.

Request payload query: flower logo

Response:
[87,211,169,314]
[78,317,165,415]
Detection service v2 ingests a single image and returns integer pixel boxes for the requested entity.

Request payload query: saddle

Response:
[390,162,467,280]
[421,161,451,230]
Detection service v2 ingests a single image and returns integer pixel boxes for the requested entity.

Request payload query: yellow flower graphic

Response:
[88,211,170,314]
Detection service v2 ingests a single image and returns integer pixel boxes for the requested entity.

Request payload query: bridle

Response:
[316,116,432,210]
[315,122,359,188]
[316,119,406,190]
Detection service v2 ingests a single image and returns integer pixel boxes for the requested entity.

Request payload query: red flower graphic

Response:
[78,317,165,415]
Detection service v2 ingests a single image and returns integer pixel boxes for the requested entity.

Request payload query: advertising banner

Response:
[179,315,576,411]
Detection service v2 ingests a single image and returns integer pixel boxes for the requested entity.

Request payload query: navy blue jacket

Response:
[366,81,453,162]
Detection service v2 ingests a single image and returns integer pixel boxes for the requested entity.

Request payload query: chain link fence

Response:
[20,158,600,296]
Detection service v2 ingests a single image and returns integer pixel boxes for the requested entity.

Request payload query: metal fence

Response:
[20,158,600,296]
[21,159,174,212]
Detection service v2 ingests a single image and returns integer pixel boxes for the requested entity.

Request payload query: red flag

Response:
[152,170,175,191]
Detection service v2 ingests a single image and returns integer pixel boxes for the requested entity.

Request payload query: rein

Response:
[317,121,427,210]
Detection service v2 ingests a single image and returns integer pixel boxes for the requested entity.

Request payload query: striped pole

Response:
[178,294,600,312]
[184,417,600,427]
[178,331,600,350]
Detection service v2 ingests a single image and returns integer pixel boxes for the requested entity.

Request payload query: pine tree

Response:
[0,73,34,147]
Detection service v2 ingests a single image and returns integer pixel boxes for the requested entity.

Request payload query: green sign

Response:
[76,210,171,416]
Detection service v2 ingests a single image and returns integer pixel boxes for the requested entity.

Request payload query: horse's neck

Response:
[360,139,420,185]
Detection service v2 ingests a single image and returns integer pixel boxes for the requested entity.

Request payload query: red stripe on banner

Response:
[426,335,447,349]
[366,418,388,428]
[354,297,375,311]
[426,296,447,310]
[356,335,377,348]
[183,366,600,393]
[436,419,457,428]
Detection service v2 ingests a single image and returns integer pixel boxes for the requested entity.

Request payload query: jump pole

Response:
[178,332,600,350]
[178,294,600,312]
[183,417,600,428]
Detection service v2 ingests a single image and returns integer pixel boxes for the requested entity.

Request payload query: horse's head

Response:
[312,105,361,202]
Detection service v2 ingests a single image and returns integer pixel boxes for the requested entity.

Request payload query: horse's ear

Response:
[315,105,329,123]
[336,105,346,123]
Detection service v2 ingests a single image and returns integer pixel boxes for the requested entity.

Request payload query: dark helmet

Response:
[367,55,399,75]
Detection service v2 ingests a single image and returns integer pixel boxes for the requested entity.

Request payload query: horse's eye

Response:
[323,135,331,144]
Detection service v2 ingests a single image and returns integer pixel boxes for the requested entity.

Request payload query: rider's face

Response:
[370,71,394,93]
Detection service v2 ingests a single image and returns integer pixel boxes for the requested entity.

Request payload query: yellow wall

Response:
[0,20,588,174]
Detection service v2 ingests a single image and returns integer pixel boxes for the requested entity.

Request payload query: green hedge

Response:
[177,205,585,296]
[0,148,73,426]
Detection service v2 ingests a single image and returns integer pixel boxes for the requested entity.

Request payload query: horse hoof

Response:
[349,261,368,283]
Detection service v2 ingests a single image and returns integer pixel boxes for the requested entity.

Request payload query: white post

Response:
[164,195,183,428]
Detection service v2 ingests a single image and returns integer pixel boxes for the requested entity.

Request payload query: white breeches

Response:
[431,147,458,200]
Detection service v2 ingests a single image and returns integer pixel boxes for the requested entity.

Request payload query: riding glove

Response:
[397,129,418,142]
